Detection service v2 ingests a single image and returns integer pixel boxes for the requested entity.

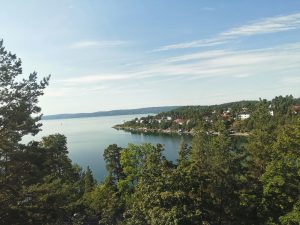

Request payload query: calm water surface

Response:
[23,114,191,181]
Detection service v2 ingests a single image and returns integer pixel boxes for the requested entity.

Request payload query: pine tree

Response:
[84,166,96,193]
[0,40,50,224]
[103,144,123,186]
[261,119,300,224]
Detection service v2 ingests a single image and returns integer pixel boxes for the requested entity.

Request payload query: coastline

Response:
[113,125,249,136]
[112,125,193,135]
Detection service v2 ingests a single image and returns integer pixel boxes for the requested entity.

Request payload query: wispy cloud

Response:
[60,74,131,84]
[70,40,127,49]
[153,12,300,51]
[202,7,215,11]
[164,50,232,63]
[56,42,300,95]
[281,76,300,84]
[221,13,300,37]
[152,39,227,52]
[44,85,110,97]
[141,42,300,80]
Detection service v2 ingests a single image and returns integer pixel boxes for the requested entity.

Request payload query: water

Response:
[23,114,191,181]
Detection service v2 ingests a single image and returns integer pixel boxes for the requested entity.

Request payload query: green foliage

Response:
[260,119,300,224]
[104,144,123,185]
[0,41,90,224]
[84,183,121,225]
[21,175,82,225]
[1,40,300,225]
[103,106,299,225]
[123,143,199,225]
[189,121,244,224]
[118,144,163,195]
[83,166,96,193]
[0,40,51,224]
[177,138,191,167]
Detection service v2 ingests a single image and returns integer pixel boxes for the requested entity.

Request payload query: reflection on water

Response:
[23,114,191,181]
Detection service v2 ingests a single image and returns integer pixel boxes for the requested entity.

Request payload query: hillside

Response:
[42,106,181,120]
[115,96,300,135]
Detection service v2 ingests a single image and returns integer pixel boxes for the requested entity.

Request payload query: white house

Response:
[239,113,250,120]
[226,108,232,113]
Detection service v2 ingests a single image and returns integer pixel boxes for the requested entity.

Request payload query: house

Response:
[222,113,231,120]
[167,116,172,121]
[174,118,184,125]
[238,113,250,120]
[204,116,210,122]
[204,116,213,123]
[269,110,274,116]
[292,105,300,114]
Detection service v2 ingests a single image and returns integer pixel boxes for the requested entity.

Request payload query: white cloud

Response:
[140,42,300,80]
[60,74,132,84]
[44,88,68,97]
[153,12,300,51]
[54,42,300,95]
[202,7,215,11]
[70,40,127,49]
[221,13,300,37]
[44,85,110,97]
[164,50,232,63]
[281,76,300,84]
[152,39,227,52]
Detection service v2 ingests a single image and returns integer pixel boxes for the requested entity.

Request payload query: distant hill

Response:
[42,106,181,120]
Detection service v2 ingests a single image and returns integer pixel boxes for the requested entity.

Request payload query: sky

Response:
[1,0,300,115]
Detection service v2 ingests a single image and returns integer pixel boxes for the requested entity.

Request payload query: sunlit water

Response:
[23,114,191,181]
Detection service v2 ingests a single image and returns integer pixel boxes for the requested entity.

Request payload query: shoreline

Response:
[113,125,192,135]
[113,125,249,136]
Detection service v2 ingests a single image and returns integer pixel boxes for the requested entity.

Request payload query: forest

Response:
[1,40,300,225]
[116,96,300,134]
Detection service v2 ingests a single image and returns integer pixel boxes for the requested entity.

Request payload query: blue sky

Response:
[1,0,300,114]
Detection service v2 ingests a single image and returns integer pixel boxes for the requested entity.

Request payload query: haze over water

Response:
[23,114,191,181]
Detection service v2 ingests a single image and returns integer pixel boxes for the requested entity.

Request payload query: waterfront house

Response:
[238,113,250,120]
[174,118,184,125]
[292,105,300,114]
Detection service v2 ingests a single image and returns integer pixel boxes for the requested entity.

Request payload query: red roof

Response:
[292,105,300,112]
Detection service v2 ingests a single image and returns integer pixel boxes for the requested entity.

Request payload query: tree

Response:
[83,166,96,193]
[39,134,76,180]
[260,119,300,224]
[177,138,191,167]
[103,144,123,186]
[189,121,245,225]
[123,143,200,225]
[0,40,50,224]
[22,176,82,225]
[117,144,162,196]
[0,40,50,142]
[84,183,121,225]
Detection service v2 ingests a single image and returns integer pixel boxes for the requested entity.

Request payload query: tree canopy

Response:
[1,40,299,225]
